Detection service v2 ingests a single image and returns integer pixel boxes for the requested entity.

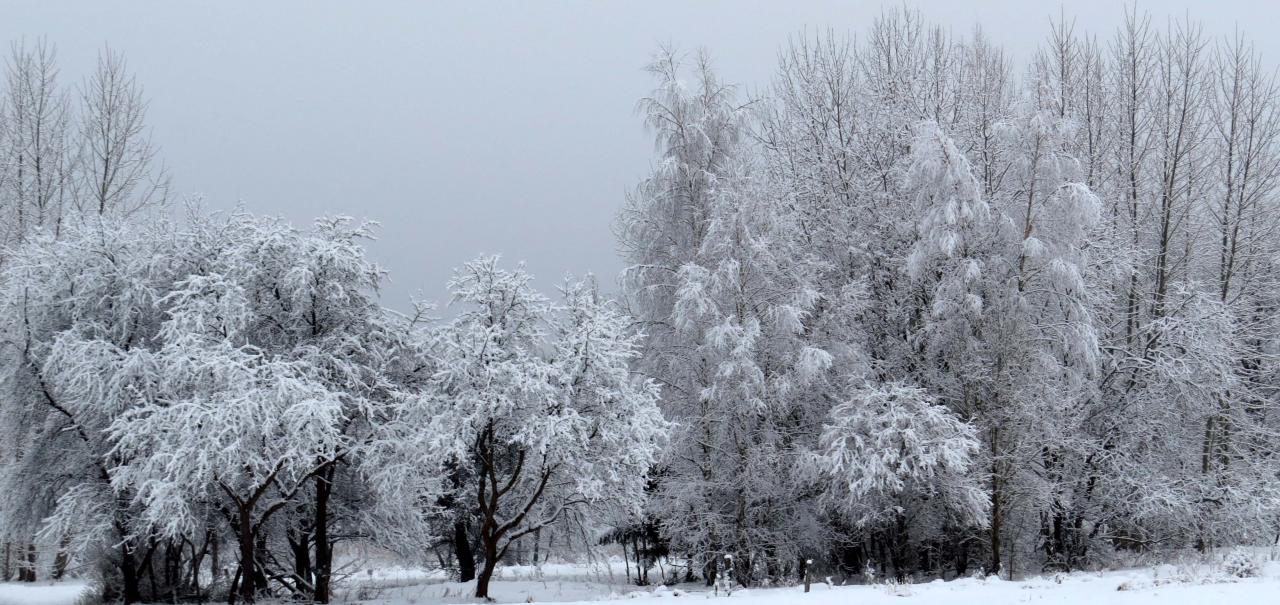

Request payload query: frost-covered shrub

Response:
[817,382,988,527]
[1172,558,1217,584]
[862,560,878,584]
[71,583,104,605]
[1221,549,1262,578]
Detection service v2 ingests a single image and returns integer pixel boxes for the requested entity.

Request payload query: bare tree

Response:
[0,38,72,247]
[1148,17,1209,320]
[1208,32,1280,306]
[74,46,168,217]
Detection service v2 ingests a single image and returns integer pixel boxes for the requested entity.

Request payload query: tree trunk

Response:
[237,506,256,604]
[989,433,1002,578]
[953,534,969,578]
[475,540,500,600]
[20,543,36,582]
[989,492,1002,577]
[314,465,334,603]
[145,540,158,598]
[892,514,910,582]
[532,527,541,566]
[454,518,476,582]
[288,528,312,598]
[210,531,221,582]
[228,564,241,605]
[252,534,268,594]
[634,537,647,585]
[120,539,142,605]
[622,538,631,584]
[52,534,70,580]
[162,541,177,596]
[188,535,207,596]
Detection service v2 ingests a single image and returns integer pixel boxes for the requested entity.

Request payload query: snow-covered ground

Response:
[0,580,89,605]
[4,558,1278,605]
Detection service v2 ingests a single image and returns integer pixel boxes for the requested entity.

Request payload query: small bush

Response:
[72,582,104,605]
[1221,549,1262,579]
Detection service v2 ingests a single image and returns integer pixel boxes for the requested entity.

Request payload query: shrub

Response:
[1221,549,1261,579]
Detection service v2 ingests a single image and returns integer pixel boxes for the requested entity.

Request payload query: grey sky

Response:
[3,0,1271,309]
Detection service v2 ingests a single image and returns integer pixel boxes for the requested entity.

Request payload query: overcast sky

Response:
[3,1,1273,309]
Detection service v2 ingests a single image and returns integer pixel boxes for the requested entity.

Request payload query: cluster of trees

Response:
[2,6,1280,604]
[0,43,668,604]
[0,210,666,604]
[620,7,1280,586]
[0,37,170,590]
[0,39,168,248]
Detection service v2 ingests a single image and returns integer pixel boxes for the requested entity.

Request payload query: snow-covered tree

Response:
[817,382,987,577]
[4,7,1280,595]
[101,213,395,604]
[371,257,667,599]
[108,281,346,604]
[0,208,402,603]
[0,216,184,601]
[622,47,869,585]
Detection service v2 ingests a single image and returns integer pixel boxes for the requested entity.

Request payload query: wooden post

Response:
[804,559,812,593]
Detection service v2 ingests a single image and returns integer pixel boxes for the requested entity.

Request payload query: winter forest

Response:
[2,5,1280,605]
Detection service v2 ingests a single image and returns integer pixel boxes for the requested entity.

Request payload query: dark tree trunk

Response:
[188,534,207,596]
[165,540,182,596]
[120,539,142,605]
[210,531,221,582]
[173,540,186,594]
[891,514,910,582]
[236,506,256,604]
[288,527,312,598]
[1071,514,1089,565]
[953,534,969,578]
[314,465,334,603]
[145,540,158,599]
[228,564,242,605]
[475,540,500,600]
[990,500,1002,577]
[252,534,268,594]
[454,518,477,582]
[1044,509,1068,571]
[470,425,554,599]
[20,543,36,582]
[473,425,502,600]
[634,537,645,585]
[989,454,1002,577]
